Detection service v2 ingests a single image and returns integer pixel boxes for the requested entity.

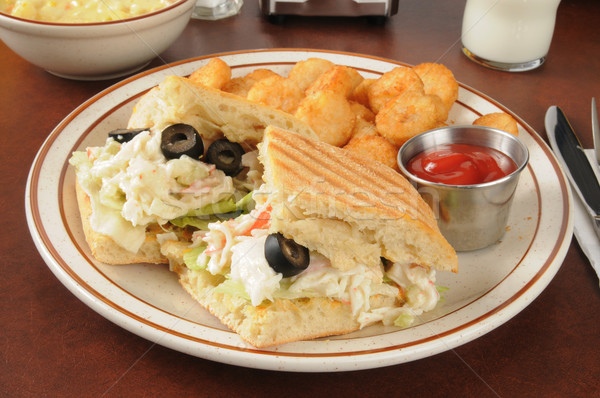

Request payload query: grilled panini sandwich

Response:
[162,125,458,347]
[70,76,316,265]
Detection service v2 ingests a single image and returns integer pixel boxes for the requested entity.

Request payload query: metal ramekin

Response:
[397,125,529,251]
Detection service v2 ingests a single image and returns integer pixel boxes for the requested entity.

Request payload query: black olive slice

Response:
[108,128,149,143]
[160,124,204,160]
[205,139,245,177]
[264,233,310,278]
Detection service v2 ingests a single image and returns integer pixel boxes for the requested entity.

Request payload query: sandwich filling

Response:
[69,128,262,253]
[182,190,442,329]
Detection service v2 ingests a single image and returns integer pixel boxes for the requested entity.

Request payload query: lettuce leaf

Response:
[393,312,415,328]
[170,216,217,230]
[213,279,251,301]
[170,191,255,229]
[182,243,208,271]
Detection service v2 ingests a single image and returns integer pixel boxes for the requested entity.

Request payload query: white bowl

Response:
[0,0,195,80]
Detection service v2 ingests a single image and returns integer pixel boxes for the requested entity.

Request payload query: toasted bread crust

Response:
[259,126,458,273]
[127,76,318,147]
[75,180,167,265]
[163,246,377,348]
[261,125,434,225]
[177,266,361,348]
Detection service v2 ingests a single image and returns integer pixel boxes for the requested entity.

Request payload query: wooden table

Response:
[2,0,599,396]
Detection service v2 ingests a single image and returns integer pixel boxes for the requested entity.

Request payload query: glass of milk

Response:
[461,0,561,72]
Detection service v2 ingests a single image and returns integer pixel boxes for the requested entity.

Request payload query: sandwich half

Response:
[69,76,316,264]
[161,125,458,347]
[127,76,317,143]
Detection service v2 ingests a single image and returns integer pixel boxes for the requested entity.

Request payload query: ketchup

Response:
[406,143,517,185]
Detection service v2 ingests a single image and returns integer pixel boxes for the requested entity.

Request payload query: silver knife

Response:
[592,98,599,164]
[545,105,600,240]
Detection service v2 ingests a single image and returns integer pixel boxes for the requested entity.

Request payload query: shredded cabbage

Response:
[170,191,255,229]
[387,262,440,313]
[69,130,255,253]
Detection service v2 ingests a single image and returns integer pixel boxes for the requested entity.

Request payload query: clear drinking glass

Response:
[461,0,561,72]
[192,0,243,20]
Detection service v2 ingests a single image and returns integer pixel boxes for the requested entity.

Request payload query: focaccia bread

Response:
[75,180,169,265]
[127,75,318,145]
[160,126,458,348]
[163,240,402,347]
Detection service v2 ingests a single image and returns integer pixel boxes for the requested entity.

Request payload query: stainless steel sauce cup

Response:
[397,126,529,251]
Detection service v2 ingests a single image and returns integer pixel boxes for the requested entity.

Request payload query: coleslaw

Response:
[69,128,260,253]
[183,192,442,329]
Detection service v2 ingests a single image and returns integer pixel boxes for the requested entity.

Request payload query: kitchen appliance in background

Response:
[259,0,399,24]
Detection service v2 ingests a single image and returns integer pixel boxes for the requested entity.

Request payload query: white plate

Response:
[25,49,573,372]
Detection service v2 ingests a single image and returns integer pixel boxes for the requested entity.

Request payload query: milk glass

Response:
[192,0,243,20]
[461,0,561,72]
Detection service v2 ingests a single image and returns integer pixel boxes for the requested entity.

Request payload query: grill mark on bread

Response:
[274,144,427,224]
[261,126,457,274]
[266,129,433,225]
[159,122,458,348]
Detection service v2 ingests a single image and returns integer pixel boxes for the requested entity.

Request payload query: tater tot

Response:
[344,134,400,171]
[188,58,231,89]
[375,91,443,147]
[305,65,364,98]
[294,91,356,147]
[350,116,378,139]
[368,67,425,113]
[473,112,519,136]
[412,62,459,121]
[349,101,376,123]
[350,78,376,108]
[221,68,279,97]
[288,58,335,92]
[247,75,304,114]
